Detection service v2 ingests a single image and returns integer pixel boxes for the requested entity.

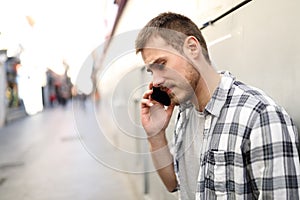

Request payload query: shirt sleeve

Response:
[247,105,300,199]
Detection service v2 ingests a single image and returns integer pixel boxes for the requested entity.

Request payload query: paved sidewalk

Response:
[0,101,138,200]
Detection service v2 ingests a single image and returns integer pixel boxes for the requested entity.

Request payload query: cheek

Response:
[186,66,199,86]
[167,59,199,88]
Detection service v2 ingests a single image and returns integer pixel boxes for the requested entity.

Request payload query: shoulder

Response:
[228,79,278,113]
[221,74,296,128]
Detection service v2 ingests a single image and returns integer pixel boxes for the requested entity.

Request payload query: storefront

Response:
[0,50,27,127]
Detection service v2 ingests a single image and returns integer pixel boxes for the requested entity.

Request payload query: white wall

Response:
[202,0,300,128]
[114,0,202,35]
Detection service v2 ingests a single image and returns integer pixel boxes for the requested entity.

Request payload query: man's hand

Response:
[140,84,175,139]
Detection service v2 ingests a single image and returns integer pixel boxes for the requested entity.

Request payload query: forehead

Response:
[141,36,180,64]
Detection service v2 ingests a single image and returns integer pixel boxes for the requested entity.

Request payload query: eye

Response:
[146,68,153,75]
[158,63,165,70]
[152,62,165,70]
[146,59,166,75]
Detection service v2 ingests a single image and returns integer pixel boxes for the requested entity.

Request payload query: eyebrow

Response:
[145,58,160,73]
[148,58,159,65]
[147,57,164,68]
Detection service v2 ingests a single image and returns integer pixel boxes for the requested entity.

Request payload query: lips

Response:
[159,86,173,95]
[168,85,175,93]
[166,88,173,94]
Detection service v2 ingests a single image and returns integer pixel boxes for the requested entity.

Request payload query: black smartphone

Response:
[151,87,171,106]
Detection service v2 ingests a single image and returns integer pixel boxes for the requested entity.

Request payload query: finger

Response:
[166,104,175,116]
[141,98,154,107]
[148,82,153,89]
[142,89,153,99]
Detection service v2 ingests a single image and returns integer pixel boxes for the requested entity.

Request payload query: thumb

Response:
[166,104,175,117]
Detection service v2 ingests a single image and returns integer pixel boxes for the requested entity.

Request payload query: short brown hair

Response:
[135,12,210,63]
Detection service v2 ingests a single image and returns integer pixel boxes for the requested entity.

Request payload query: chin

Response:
[171,96,184,105]
[172,101,180,106]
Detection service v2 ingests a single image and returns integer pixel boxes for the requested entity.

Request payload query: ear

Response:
[183,36,201,59]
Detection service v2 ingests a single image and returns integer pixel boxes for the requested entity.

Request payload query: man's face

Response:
[142,37,200,105]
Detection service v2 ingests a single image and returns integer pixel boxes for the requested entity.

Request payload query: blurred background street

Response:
[0,101,137,200]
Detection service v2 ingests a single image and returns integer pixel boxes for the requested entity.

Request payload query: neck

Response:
[192,64,221,112]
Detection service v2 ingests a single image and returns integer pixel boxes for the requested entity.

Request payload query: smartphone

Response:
[151,87,171,106]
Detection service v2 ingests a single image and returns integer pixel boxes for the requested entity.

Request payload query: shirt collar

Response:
[178,100,193,113]
[204,71,235,117]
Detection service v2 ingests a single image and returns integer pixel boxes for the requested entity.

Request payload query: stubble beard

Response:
[169,68,200,105]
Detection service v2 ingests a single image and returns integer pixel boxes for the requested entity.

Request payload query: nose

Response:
[152,72,164,87]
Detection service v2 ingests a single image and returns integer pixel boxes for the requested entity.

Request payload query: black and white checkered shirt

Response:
[173,71,300,199]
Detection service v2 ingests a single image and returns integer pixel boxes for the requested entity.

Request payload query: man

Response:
[136,12,300,199]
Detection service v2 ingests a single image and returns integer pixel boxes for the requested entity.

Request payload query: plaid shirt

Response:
[173,71,300,199]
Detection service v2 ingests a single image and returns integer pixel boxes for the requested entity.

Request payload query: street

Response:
[0,101,137,200]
